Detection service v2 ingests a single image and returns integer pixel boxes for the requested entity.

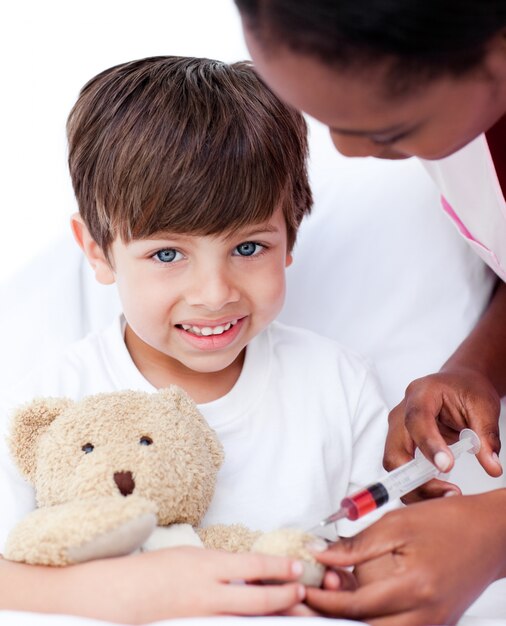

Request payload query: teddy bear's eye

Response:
[82,443,94,454]
[139,436,153,446]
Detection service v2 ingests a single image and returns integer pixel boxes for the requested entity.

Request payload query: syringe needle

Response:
[320,507,348,526]
[305,507,348,534]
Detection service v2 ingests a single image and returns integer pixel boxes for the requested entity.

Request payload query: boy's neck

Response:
[124,324,245,404]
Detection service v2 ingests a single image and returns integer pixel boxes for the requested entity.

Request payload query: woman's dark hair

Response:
[236,0,506,93]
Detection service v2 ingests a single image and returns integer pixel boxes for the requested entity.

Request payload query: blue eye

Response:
[235,242,261,257]
[139,436,153,446]
[155,249,180,263]
[82,443,94,454]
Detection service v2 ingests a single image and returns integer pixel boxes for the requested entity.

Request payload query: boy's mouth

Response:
[176,319,239,337]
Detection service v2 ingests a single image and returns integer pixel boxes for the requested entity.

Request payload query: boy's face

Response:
[82,207,292,390]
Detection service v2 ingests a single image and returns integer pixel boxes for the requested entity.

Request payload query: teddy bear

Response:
[4,387,324,586]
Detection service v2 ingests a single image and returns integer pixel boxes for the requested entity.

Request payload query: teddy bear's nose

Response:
[114,471,135,496]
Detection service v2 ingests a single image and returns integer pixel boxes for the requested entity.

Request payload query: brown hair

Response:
[67,56,312,253]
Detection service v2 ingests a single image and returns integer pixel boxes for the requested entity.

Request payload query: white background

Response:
[0,0,250,283]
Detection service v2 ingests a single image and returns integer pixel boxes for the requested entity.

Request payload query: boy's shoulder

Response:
[50,315,122,374]
[12,316,127,405]
[257,322,387,426]
[262,320,380,397]
[267,320,372,370]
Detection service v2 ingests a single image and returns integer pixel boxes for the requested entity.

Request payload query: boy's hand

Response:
[303,492,506,625]
[384,368,502,502]
[62,546,305,622]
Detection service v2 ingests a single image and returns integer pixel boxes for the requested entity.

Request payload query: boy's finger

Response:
[222,581,305,615]
[216,550,302,582]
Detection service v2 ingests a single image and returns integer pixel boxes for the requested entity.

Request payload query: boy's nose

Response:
[186,268,240,311]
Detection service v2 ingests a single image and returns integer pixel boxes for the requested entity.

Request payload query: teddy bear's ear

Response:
[8,397,74,481]
[159,386,224,470]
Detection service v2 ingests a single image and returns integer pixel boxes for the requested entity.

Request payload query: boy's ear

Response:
[70,213,115,285]
[285,252,293,268]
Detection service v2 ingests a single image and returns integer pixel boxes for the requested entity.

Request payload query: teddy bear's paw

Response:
[68,511,156,563]
[4,496,157,566]
[251,528,326,587]
[198,523,262,552]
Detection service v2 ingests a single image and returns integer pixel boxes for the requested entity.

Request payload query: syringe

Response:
[312,428,481,528]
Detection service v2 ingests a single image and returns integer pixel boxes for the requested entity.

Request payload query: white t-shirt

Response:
[421,133,506,280]
[0,317,388,551]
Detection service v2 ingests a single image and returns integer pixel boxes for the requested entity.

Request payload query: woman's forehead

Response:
[246,37,419,125]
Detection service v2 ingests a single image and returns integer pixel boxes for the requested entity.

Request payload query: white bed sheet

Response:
[1,613,504,625]
[0,617,362,626]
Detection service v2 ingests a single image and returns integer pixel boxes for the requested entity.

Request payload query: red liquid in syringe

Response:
[322,482,390,524]
[340,482,390,520]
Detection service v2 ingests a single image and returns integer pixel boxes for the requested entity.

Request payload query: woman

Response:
[234,1,506,624]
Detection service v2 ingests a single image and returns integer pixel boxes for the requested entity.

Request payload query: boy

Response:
[0,56,388,620]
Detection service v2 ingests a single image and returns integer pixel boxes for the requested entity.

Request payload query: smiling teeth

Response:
[180,320,238,336]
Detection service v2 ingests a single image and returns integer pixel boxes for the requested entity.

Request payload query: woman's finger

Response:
[305,574,422,620]
[403,397,454,471]
[401,477,461,503]
[314,514,404,568]
[322,567,358,591]
[383,401,416,470]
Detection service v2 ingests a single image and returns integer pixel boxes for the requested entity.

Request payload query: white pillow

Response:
[281,120,496,409]
[0,238,120,396]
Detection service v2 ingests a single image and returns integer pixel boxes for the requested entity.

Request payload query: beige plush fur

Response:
[4,387,323,585]
[252,529,325,587]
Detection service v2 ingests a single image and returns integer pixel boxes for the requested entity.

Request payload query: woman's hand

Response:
[304,491,506,625]
[385,279,506,502]
[384,367,502,501]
